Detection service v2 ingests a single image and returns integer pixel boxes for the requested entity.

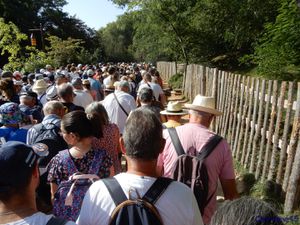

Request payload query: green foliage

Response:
[0,0,103,67]
[98,13,135,62]
[46,36,84,67]
[109,0,281,70]
[168,73,183,89]
[22,47,54,73]
[0,18,27,71]
[252,0,300,81]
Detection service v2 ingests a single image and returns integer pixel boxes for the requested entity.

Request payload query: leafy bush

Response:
[252,0,300,81]
[168,73,183,89]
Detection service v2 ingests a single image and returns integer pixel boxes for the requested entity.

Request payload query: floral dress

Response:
[47,148,112,185]
[92,123,122,174]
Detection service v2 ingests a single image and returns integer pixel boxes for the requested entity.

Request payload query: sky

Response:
[63,0,126,30]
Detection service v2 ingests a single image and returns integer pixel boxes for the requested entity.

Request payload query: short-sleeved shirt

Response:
[102,90,136,134]
[48,149,112,185]
[157,123,235,225]
[5,212,75,225]
[88,78,102,101]
[138,82,164,101]
[77,173,203,225]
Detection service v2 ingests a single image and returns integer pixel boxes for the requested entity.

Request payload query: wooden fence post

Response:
[236,76,250,161]
[255,80,273,179]
[241,77,255,165]
[276,82,294,183]
[283,83,300,191]
[284,133,300,213]
[245,78,260,169]
[222,73,233,138]
[229,75,241,149]
[268,82,287,180]
[233,76,246,158]
[250,80,266,173]
[227,74,238,144]
[261,80,278,182]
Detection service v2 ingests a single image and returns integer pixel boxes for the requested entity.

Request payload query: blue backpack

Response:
[53,150,104,221]
[102,177,172,225]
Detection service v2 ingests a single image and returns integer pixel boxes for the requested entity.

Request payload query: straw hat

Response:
[184,95,222,116]
[32,79,48,92]
[160,101,188,115]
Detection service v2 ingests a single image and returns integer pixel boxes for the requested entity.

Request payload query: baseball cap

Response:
[87,69,94,76]
[0,141,48,191]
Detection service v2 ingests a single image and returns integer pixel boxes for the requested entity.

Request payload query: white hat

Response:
[87,69,94,76]
[32,79,48,92]
[184,95,222,116]
[160,101,188,115]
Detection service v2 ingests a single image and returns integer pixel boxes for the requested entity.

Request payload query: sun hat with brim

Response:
[184,95,223,116]
[0,141,48,191]
[160,101,188,115]
[32,79,48,92]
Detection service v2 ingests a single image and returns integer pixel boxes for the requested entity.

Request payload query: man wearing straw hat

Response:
[32,79,49,106]
[160,101,188,128]
[157,95,238,225]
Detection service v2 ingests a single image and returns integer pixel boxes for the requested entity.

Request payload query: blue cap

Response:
[0,141,48,191]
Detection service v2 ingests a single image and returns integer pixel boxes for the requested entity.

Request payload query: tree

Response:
[98,13,135,62]
[109,0,280,70]
[0,0,67,33]
[46,36,84,66]
[0,18,27,70]
[253,0,300,80]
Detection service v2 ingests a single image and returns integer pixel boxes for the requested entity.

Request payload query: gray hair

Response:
[43,101,64,116]
[189,109,212,118]
[85,102,109,126]
[123,108,163,160]
[57,83,73,99]
[210,197,284,225]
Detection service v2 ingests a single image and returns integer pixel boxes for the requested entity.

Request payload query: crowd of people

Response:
[0,63,285,225]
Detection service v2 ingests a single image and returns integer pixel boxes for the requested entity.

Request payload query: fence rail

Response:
[157,61,300,213]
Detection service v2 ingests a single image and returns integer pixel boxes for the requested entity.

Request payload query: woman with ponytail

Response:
[47,111,113,221]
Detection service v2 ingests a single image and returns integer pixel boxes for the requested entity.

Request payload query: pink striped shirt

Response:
[158,123,235,224]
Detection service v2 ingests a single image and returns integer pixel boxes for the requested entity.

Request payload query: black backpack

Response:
[168,128,222,215]
[46,217,67,225]
[31,122,69,208]
[102,177,172,225]
[31,122,68,167]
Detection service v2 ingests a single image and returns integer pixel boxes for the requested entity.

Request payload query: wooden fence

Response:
[157,61,300,213]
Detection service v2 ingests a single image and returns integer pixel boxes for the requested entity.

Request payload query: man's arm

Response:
[159,93,166,105]
[220,178,239,200]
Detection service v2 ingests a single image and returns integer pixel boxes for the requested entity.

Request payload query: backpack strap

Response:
[198,134,223,161]
[143,177,173,204]
[38,92,46,102]
[113,92,129,116]
[46,216,68,225]
[102,177,128,206]
[168,128,185,156]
